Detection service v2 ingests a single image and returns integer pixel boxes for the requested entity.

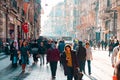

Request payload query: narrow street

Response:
[0,49,114,80]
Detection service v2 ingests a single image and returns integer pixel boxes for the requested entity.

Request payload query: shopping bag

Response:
[75,68,83,80]
[112,75,117,80]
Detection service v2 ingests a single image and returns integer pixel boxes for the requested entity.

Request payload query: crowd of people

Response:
[7,37,93,80]
[3,37,120,80]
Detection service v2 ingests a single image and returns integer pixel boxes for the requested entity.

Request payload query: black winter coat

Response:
[61,50,79,75]
[76,45,86,61]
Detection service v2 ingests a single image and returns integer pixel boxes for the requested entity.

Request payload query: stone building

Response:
[0,0,41,42]
[99,0,120,41]
[111,0,120,40]
[76,0,97,41]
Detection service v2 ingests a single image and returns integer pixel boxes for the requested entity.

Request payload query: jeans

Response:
[87,60,91,75]
[79,60,86,73]
[67,67,77,80]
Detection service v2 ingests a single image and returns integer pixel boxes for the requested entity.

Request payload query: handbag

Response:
[112,75,117,80]
[75,68,83,80]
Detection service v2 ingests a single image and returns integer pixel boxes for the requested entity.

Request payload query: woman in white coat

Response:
[85,42,93,75]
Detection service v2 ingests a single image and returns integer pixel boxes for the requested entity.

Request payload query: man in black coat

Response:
[76,41,86,73]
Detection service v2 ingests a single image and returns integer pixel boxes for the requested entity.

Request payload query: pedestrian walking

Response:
[76,41,86,73]
[31,40,39,64]
[109,40,114,57]
[61,44,79,80]
[20,40,30,73]
[10,40,19,67]
[104,41,107,51]
[73,39,78,50]
[101,40,104,50]
[97,41,101,50]
[58,40,65,54]
[93,40,96,50]
[58,40,65,66]
[38,41,46,65]
[85,42,93,75]
[46,41,60,79]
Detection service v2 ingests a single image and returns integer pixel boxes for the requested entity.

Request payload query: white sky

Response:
[41,0,64,26]
[41,0,64,35]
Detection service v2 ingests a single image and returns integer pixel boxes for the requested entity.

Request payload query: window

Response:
[107,0,111,7]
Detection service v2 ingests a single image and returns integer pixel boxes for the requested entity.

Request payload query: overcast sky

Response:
[41,0,64,21]
[41,0,64,34]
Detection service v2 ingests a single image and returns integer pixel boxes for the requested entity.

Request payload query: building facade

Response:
[76,0,97,41]
[99,0,120,41]
[0,0,41,43]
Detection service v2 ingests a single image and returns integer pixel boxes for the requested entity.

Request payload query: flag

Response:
[23,2,30,14]
[22,23,28,33]
[23,0,30,14]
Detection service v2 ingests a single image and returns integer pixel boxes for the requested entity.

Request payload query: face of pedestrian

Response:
[86,43,90,48]
[65,45,71,52]
[23,41,27,46]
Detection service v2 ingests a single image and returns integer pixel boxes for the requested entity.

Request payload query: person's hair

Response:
[86,42,90,45]
[64,44,72,51]
[116,62,120,80]
[21,40,26,47]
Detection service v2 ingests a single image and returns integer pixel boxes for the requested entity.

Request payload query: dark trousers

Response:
[33,54,38,62]
[67,67,77,80]
[87,60,91,75]
[79,60,86,73]
[50,61,58,77]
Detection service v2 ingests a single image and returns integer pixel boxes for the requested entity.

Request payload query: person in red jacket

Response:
[46,41,60,79]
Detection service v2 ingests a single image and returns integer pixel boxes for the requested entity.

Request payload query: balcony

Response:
[111,0,120,10]
[10,0,18,14]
